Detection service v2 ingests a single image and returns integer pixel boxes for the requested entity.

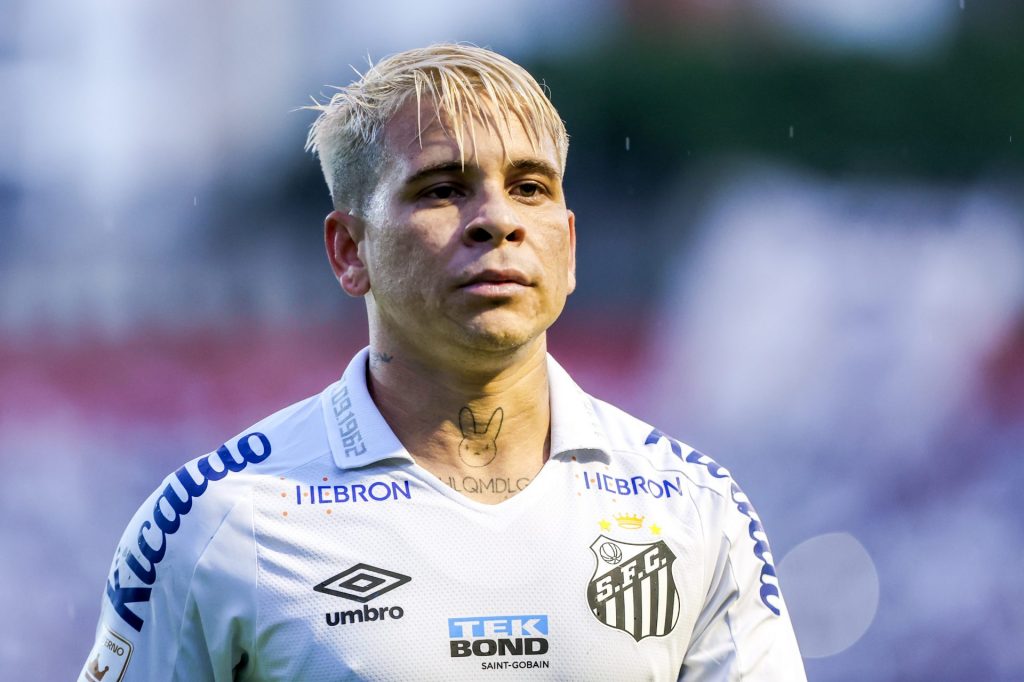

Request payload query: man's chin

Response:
[458,328,535,354]
[452,317,548,356]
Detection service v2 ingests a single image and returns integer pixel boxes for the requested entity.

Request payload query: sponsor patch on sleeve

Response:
[80,627,133,682]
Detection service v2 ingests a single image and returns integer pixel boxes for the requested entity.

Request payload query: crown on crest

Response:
[614,513,644,530]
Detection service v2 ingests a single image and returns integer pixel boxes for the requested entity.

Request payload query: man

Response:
[81,44,805,680]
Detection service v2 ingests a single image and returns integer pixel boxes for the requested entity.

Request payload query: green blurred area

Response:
[282,17,1024,215]
[529,27,1024,188]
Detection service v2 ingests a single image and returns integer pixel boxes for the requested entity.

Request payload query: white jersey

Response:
[81,348,805,681]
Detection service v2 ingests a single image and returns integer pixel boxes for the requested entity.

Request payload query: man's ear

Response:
[325,209,370,297]
[566,209,577,295]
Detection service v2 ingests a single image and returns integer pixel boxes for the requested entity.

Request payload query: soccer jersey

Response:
[80,348,806,681]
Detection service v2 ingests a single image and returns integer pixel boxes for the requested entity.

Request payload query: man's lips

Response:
[457,269,532,288]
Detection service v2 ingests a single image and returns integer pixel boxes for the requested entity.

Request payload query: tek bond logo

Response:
[448,615,550,662]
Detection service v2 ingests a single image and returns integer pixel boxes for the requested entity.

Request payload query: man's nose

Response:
[462,189,526,246]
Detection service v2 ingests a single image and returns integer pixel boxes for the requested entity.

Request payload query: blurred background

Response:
[3,0,1023,679]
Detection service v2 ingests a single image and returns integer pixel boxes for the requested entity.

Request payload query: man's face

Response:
[355,98,576,357]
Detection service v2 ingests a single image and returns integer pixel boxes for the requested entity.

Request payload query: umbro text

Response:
[325,604,404,626]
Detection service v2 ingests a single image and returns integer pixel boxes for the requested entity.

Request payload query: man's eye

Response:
[514,182,545,198]
[422,185,461,200]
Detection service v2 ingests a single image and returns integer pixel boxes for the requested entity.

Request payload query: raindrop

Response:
[625,136,631,151]
[788,125,795,139]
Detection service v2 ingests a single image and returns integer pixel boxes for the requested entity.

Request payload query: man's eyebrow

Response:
[402,161,473,187]
[401,158,563,187]
[509,159,562,180]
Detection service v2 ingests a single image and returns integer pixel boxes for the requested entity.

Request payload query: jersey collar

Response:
[321,348,410,470]
[322,346,612,470]
[546,354,613,462]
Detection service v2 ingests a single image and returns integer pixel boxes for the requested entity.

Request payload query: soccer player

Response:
[81,44,806,680]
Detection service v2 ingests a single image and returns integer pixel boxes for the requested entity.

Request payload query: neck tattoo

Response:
[457,406,504,468]
[370,350,394,366]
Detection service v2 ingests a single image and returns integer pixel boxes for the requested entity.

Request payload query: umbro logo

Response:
[315,564,411,627]
[314,563,411,603]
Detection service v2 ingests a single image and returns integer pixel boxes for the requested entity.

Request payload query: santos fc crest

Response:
[586,535,680,641]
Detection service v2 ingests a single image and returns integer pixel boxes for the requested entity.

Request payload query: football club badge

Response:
[587,535,680,641]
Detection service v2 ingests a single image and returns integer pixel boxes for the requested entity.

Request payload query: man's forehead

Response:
[382,97,560,174]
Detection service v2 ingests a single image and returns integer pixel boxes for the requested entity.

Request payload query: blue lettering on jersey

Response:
[295,480,413,504]
[105,432,271,631]
[581,471,682,498]
[447,615,551,658]
[645,427,729,478]
[645,427,782,616]
[331,383,366,458]
[448,615,549,638]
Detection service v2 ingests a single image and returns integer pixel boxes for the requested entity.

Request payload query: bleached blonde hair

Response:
[304,43,569,215]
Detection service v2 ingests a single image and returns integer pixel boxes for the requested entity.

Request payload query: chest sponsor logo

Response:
[448,615,551,670]
[82,627,132,682]
[315,563,411,626]
[294,480,412,505]
[581,470,683,499]
[587,535,679,641]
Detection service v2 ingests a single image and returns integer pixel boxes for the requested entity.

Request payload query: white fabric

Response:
[80,348,806,681]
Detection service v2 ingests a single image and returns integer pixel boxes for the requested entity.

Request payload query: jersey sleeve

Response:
[679,476,806,681]
[78,436,265,682]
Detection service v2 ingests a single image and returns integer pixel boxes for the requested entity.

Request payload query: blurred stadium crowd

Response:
[2,1,1022,679]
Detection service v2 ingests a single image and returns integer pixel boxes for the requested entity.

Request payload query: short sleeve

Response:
[79,440,263,682]
[679,479,806,681]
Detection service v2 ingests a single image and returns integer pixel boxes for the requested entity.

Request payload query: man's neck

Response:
[366,338,551,505]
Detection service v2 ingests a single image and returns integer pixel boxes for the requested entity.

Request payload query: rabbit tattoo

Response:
[458,407,503,467]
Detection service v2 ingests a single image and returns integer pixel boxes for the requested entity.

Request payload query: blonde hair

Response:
[304,43,569,214]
